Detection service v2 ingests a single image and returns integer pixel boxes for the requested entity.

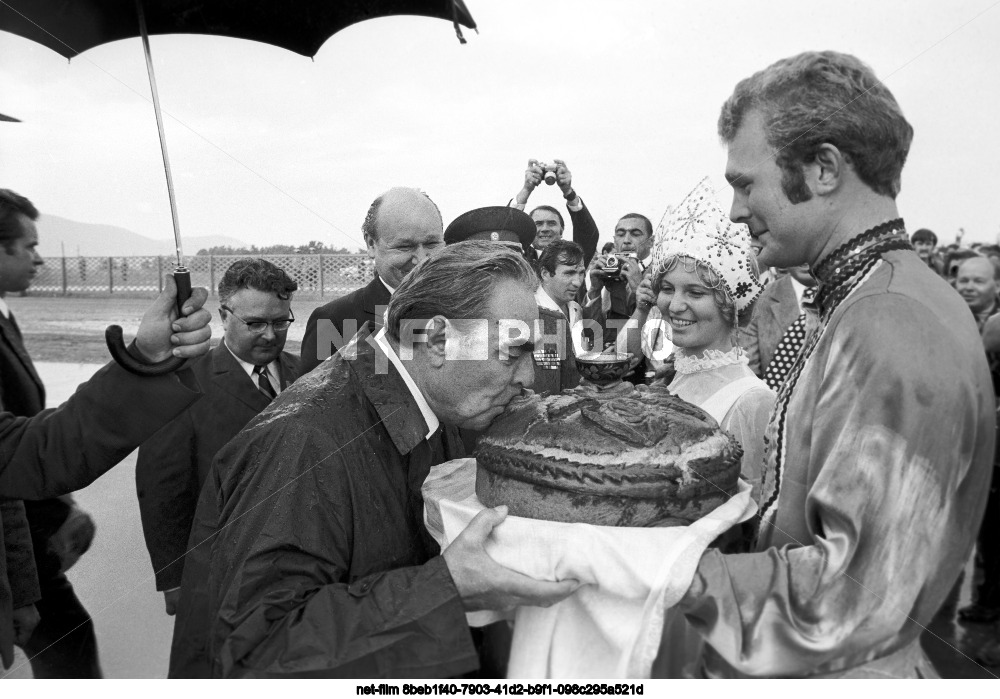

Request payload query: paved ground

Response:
[6,294,341,364]
[4,363,175,679]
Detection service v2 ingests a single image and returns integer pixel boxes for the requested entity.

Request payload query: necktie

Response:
[254,365,276,400]
[6,311,22,338]
[762,286,817,392]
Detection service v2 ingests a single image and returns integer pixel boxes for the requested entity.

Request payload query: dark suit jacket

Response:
[569,198,600,268]
[0,357,201,668]
[136,343,299,591]
[299,276,390,375]
[0,312,42,633]
[744,274,801,376]
[1,311,81,587]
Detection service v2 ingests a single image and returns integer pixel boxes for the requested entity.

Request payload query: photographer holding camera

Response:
[585,214,654,350]
[510,159,599,268]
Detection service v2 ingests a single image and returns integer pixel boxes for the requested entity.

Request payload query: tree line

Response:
[195,241,366,256]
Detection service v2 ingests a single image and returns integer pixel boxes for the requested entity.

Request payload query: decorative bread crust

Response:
[475,383,742,526]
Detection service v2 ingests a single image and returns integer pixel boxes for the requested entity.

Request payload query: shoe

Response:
[957,603,1000,624]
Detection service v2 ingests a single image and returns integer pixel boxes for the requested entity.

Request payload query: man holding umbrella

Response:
[0,265,214,673]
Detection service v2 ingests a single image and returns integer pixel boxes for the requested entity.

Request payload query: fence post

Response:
[209,255,215,296]
[108,257,114,294]
[318,254,325,297]
[158,256,163,293]
[61,256,67,296]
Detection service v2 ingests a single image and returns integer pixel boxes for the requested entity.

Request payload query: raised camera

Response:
[601,252,636,280]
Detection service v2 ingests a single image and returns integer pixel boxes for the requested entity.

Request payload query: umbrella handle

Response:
[105,325,185,376]
[105,267,193,376]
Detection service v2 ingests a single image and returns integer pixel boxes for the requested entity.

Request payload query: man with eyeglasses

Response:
[136,258,300,619]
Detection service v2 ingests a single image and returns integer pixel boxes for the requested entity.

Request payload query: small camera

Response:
[601,252,636,280]
[537,161,557,185]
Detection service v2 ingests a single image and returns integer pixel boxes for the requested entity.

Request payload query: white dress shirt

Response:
[224,341,283,396]
[373,327,440,440]
[534,286,588,356]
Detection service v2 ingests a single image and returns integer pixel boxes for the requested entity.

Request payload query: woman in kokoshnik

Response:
[621,177,775,506]
[618,178,776,678]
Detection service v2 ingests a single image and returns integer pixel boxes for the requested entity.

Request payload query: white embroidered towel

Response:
[422,458,755,679]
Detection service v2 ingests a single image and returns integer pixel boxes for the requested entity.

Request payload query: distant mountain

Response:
[35,214,248,258]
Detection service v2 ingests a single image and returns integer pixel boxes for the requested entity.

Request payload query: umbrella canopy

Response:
[0,0,477,374]
[0,0,477,58]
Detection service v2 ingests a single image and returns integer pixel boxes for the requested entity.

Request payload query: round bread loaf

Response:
[475,382,742,526]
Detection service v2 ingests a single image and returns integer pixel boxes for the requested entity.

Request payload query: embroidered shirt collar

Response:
[373,327,439,440]
[812,219,908,286]
[674,346,748,375]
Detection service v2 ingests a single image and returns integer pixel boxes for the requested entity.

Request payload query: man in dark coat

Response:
[510,158,600,269]
[299,187,445,374]
[170,242,578,678]
[136,258,300,618]
[532,240,590,396]
[1,189,98,676]
[0,190,43,672]
[0,260,213,672]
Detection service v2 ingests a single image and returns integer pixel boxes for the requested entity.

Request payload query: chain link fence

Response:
[26,254,375,297]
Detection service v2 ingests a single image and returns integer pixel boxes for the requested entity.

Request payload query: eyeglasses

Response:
[222,306,295,333]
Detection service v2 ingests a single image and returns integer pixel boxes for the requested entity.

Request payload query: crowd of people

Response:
[0,49,997,679]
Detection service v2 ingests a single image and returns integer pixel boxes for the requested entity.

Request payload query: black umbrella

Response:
[0,1,476,58]
[0,0,476,373]
[0,112,21,122]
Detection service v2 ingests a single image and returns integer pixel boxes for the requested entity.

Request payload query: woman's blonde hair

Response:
[651,254,759,330]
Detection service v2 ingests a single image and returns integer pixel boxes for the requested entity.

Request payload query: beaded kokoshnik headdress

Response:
[651,177,765,316]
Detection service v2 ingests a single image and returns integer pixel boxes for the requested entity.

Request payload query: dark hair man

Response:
[512,159,599,268]
[0,188,213,673]
[584,213,655,374]
[168,242,577,678]
[0,188,97,677]
[533,239,589,396]
[674,52,994,678]
[910,228,937,260]
[136,259,300,618]
[910,228,942,274]
[300,187,445,374]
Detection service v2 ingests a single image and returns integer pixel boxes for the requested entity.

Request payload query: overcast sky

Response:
[2,0,998,255]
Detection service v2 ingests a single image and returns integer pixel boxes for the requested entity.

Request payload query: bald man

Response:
[300,187,446,374]
[955,256,1000,631]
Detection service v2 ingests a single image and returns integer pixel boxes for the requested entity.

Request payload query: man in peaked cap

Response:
[444,206,536,259]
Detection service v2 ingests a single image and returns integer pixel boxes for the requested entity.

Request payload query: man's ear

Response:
[809,142,847,196]
[364,232,377,260]
[539,267,553,283]
[425,315,449,368]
